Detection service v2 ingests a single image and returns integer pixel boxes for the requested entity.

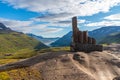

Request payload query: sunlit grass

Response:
[0,58,41,79]
[0,48,39,59]
[0,59,19,65]
[39,47,70,53]
[0,32,48,54]
[0,46,70,80]
[5,48,37,59]
[0,72,10,80]
[0,68,42,80]
[102,44,109,47]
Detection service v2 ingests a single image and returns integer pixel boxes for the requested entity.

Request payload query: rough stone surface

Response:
[71,17,103,52]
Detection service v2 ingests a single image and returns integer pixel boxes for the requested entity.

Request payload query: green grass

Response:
[0,59,18,65]
[0,72,10,80]
[0,47,70,80]
[0,59,41,80]
[0,68,42,80]
[6,48,38,59]
[0,48,40,59]
[0,32,48,59]
[0,32,48,54]
[0,46,70,59]
[99,32,120,44]
[39,47,70,53]
[0,46,70,80]
[0,31,70,80]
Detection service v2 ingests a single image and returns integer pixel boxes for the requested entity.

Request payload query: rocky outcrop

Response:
[0,23,11,30]
[70,17,103,52]
[0,44,120,80]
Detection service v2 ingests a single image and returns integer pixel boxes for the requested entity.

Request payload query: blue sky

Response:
[0,0,120,38]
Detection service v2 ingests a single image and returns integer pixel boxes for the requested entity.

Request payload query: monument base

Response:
[70,43,103,53]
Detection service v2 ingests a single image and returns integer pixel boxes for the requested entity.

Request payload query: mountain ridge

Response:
[51,26,120,47]
[27,33,59,46]
[99,32,120,44]
[0,23,48,54]
[0,23,13,33]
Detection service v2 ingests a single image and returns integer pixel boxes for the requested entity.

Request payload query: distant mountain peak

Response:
[27,33,60,46]
[26,33,43,38]
[0,23,7,29]
[0,23,12,31]
[51,26,120,47]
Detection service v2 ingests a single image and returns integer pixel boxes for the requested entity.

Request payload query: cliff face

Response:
[0,23,11,32]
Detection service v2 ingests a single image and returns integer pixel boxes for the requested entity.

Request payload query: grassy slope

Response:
[0,32,47,58]
[0,67,42,80]
[0,32,47,79]
[0,24,47,79]
[0,47,70,80]
[0,30,70,79]
[99,32,120,44]
[38,47,70,53]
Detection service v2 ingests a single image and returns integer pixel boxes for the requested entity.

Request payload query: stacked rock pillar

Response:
[72,17,79,43]
[88,37,92,44]
[71,16,103,52]
[83,31,88,44]
[92,38,96,44]
[78,31,83,43]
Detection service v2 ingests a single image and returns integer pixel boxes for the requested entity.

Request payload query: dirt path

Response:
[35,53,95,80]
[32,51,120,80]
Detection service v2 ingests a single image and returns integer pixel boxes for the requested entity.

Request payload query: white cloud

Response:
[32,0,120,22]
[39,28,63,33]
[2,0,120,25]
[0,18,33,32]
[0,18,33,28]
[34,13,74,22]
[28,24,63,34]
[86,20,120,27]
[33,18,86,28]
[0,18,63,34]
[2,0,120,21]
[78,20,86,24]
[104,13,120,20]
[86,13,120,27]
[1,0,120,37]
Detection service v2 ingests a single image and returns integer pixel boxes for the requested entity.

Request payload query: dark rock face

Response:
[73,54,81,61]
[0,23,12,33]
[0,23,11,30]
[0,23,6,29]
[113,77,120,80]
[70,17,103,52]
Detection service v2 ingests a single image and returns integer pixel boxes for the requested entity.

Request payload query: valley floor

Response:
[0,44,120,80]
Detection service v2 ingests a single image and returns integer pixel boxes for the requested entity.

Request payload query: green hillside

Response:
[99,32,120,44]
[0,32,48,54]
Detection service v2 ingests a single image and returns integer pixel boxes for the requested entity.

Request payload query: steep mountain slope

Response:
[99,32,120,44]
[51,26,120,47]
[27,33,59,46]
[89,26,120,42]
[0,23,48,54]
[0,23,13,33]
[51,31,72,47]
